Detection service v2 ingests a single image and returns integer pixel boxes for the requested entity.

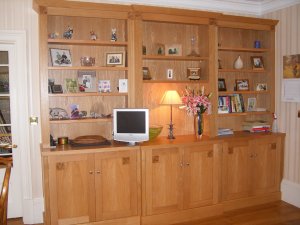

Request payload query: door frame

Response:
[0,30,32,221]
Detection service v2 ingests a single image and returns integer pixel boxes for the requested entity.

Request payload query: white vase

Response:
[234,55,243,69]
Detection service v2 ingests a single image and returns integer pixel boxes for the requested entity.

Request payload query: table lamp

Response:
[160,90,182,139]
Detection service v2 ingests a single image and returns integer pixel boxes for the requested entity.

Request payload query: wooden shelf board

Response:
[143,80,209,84]
[219,90,269,95]
[143,55,209,61]
[218,111,272,117]
[48,66,128,71]
[48,39,128,46]
[218,47,269,52]
[219,69,267,73]
[50,118,112,124]
[49,92,128,97]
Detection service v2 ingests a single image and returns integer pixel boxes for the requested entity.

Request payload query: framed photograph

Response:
[165,44,182,56]
[218,78,227,91]
[106,52,125,67]
[256,83,267,91]
[65,79,77,93]
[247,97,257,111]
[142,67,151,80]
[51,84,63,94]
[78,71,97,92]
[50,48,72,67]
[187,67,200,80]
[98,80,111,93]
[236,79,249,91]
[118,79,128,93]
[167,69,173,79]
[251,56,264,70]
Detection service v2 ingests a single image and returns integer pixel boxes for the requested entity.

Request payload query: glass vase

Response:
[194,112,204,138]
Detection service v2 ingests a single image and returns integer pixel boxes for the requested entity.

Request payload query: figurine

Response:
[63,26,73,39]
[49,108,69,119]
[111,28,117,42]
[48,32,59,39]
[90,31,97,40]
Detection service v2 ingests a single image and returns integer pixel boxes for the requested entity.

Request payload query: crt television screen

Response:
[116,111,146,133]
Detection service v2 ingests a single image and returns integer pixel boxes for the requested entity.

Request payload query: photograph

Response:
[98,80,111,93]
[106,52,125,66]
[187,67,200,80]
[65,78,77,93]
[251,56,264,70]
[247,97,257,111]
[236,79,249,91]
[165,44,182,56]
[167,69,173,79]
[256,83,267,91]
[50,48,72,66]
[78,71,97,92]
[218,78,227,91]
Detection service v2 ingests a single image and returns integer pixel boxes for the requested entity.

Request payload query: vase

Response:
[194,112,204,138]
[234,55,243,69]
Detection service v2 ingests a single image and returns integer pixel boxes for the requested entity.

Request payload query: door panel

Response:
[144,146,182,215]
[95,149,138,221]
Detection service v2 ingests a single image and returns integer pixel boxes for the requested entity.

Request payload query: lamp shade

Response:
[160,90,182,105]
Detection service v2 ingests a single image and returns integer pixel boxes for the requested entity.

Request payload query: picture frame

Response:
[218,78,227,91]
[247,97,257,111]
[251,56,264,70]
[50,48,72,67]
[78,71,97,92]
[98,80,111,93]
[236,79,249,91]
[65,78,77,93]
[106,52,125,67]
[167,69,173,79]
[118,79,128,93]
[51,84,63,94]
[165,44,182,56]
[187,67,200,80]
[256,83,267,91]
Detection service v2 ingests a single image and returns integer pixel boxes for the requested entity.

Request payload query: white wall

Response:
[264,4,300,207]
[0,0,43,221]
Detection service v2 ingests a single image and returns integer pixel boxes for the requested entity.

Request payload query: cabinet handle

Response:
[152,155,159,163]
[122,157,130,165]
[96,170,101,174]
[186,162,190,166]
[56,162,65,170]
[89,171,94,174]
[271,143,276,150]
[207,151,213,158]
[228,147,234,154]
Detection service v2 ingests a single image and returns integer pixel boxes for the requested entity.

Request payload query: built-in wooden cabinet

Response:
[141,142,221,217]
[43,148,139,225]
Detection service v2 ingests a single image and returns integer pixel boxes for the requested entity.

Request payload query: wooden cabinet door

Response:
[94,148,138,221]
[251,136,282,195]
[183,143,219,209]
[48,154,95,225]
[143,146,183,215]
[222,140,251,201]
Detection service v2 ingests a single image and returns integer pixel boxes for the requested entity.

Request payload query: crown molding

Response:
[70,0,300,16]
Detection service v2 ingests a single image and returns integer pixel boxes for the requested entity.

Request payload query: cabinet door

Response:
[94,149,138,221]
[222,140,251,201]
[48,154,95,225]
[143,146,183,215]
[251,136,282,195]
[183,143,219,209]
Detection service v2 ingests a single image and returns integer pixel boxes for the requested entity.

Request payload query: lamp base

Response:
[167,123,175,139]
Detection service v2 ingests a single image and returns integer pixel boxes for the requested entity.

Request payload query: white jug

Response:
[234,55,243,69]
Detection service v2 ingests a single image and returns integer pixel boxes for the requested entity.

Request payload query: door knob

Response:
[0,144,18,149]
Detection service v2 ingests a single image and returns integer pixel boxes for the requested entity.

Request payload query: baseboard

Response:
[281,179,300,208]
[22,197,44,224]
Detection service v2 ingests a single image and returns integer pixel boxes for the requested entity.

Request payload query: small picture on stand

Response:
[247,97,257,111]
[251,56,264,70]
[78,71,97,92]
[65,78,77,93]
[187,67,200,80]
[98,80,111,93]
[218,78,227,91]
[106,52,125,67]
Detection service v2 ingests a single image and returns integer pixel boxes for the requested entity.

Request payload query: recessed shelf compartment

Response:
[218,47,269,53]
[219,69,267,73]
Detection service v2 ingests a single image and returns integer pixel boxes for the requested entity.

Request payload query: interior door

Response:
[0,45,22,217]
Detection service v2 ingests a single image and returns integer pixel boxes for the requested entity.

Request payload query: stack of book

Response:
[218,128,234,136]
[218,94,245,114]
[242,120,271,132]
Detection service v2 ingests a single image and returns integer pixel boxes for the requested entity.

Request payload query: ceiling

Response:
[72,0,300,16]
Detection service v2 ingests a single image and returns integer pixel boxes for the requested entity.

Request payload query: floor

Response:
[7,201,300,225]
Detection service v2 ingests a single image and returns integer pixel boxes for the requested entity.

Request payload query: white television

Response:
[113,108,149,145]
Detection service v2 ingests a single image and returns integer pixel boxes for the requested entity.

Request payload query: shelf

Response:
[219,69,267,73]
[49,92,128,97]
[50,117,112,124]
[48,66,128,71]
[218,111,272,117]
[48,39,128,46]
[219,90,269,95]
[218,47,269,53]
[143,79,209,84]
[143,55,209,61]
